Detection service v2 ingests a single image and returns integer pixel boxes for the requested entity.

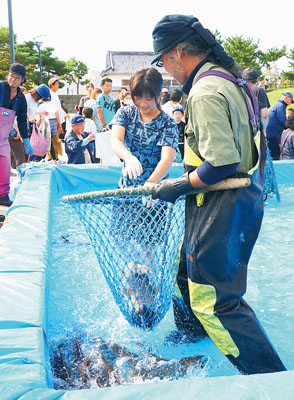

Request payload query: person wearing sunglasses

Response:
[150,14,286,375]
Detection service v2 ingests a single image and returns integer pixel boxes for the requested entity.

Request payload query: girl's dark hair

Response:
[82,107,93,119]
[29,88,42,102]
[285,115,294,130]
[130,68,163,110]
[170,89,183,102]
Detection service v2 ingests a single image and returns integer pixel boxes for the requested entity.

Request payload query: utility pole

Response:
[7,0,15,63]
[33,35,45,84]
[34,41,43,84]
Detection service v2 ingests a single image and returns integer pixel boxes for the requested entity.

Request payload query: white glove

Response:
[123,155,143,180]
[142,181,158,208]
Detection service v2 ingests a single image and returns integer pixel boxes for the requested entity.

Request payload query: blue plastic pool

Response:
[1,162,294,399]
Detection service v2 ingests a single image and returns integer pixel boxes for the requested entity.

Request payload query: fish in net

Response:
[62,178,251,330]
[64,191,185,331]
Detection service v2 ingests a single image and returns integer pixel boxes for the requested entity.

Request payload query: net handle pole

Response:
[189,176,251,194]
[62,177,251,203]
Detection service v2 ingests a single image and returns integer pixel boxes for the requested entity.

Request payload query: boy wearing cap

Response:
[150,14,286,375]
[266,92,294,159]
[65,115,96,164]
[0,63,33,206]
[172,105,185,160]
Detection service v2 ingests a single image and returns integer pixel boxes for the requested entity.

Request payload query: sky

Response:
[0,0,293,73]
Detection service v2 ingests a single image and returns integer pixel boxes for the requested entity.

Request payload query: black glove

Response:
[152,172,194,204]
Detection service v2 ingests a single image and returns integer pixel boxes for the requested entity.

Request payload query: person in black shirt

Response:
[243,68,270,133]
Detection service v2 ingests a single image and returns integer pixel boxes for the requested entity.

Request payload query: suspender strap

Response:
[195,70,260,135]
[0,82,4,107]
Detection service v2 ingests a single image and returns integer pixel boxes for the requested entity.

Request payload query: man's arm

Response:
[97,107,106,127]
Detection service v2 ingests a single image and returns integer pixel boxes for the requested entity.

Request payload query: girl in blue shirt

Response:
[111,68,178,188]
[110,68,179,327]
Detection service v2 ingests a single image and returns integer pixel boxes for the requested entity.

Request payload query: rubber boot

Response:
[0,195,13,207]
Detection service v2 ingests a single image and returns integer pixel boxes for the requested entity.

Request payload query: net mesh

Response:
[68,195,185,330]
[263,144,280,201]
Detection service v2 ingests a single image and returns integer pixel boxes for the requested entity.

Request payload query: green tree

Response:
[64,57,89,94]
[0,27,14,80]
[282,48,294,83]
[223,35,286,76]
[15,41,68,86]
[0,28,69,86]
[259,46,287,68]
[224,35,260,70]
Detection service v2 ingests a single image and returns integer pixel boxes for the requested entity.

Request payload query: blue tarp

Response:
[0,162,293,400]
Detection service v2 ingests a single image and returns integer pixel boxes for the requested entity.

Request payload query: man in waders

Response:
[151,14,286,375]
[0,63,33,207]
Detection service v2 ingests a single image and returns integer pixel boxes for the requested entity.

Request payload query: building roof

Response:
[102,51,167,75]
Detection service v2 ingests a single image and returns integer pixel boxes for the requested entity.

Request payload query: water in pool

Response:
[47,184,294,390]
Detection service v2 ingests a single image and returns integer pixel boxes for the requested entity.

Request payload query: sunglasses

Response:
[155,56,163,68]
[8,73,23,81]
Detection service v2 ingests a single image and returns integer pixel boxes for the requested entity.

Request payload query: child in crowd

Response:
[82,107,100,163]
[37,97,61,161]
[111,68,178,189]
[65,115,96,164]
[171,104,185,161]
[280,114,294,159]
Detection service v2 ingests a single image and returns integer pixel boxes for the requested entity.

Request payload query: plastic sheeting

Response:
[0,161,293,400]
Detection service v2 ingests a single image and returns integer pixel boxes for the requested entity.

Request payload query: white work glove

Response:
[123,155,143,180]
[142,181,158,208]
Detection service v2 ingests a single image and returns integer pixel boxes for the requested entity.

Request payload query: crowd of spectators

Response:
[1,60,294,211]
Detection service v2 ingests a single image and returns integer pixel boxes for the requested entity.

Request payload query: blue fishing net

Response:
[68,195,185,330]
[263,144,280,201]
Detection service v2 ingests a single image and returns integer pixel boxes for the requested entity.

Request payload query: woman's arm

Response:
[147,146,176,183]
[111,124,132,159]
[27,114,36,123]
[111,124,143,179]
